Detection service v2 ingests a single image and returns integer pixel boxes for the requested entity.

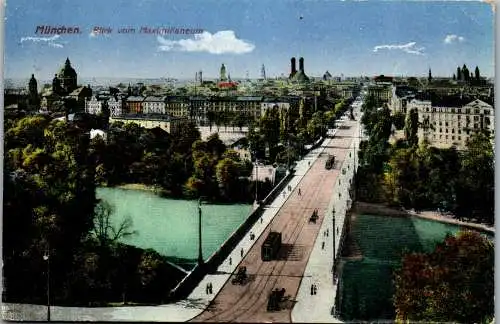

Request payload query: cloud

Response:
[444,34,465,44]
[20,35,64,48]
[373,42,425,55]
[157,30,255,54]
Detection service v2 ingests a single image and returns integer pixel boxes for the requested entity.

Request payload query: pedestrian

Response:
[336,227,339,235]
[313,284,318,295]
[322,241,325,250]
[308,161,311,166]
[326,228,329,237]
[310,284,314,295]
[298,188,301,196]
[241,248,244,257]
[206,283,210,295]
[260,217,263,224]
[283,191,286,198]
[209,282,213,294]
[229,257,232,266]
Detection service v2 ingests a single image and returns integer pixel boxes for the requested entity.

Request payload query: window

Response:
[475,109,480,114]
[452,136,455,140]
[451,109,455,113]
[439,121,442,126]
[452,128,455,133]
[445,122,449,126]
[445,129,448,133]
[445,135,448,139]
[466,109,471,114]
[458,136,461,140]
[474,116,479,121]
[439,128,442,133]
[457,109,461,114]
[440,135,443,139]
[458,130,461,134]
[457,115,461,120]
[474,124,478,129]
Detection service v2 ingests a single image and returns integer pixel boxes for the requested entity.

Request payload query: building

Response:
[165,96,190,117]
[69,86,93,110]
[367,83,392,103]
[142,96,166,114]
[411,98,494,150]
[108,96,124,117]
[58,58,78,95]
[390,85,417,114]
[126,96,145,114]
[109,114,185,135]
[85,95,105,115]
[290,57,310,83]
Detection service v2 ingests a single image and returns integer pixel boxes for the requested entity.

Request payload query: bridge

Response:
[186,107,364,322]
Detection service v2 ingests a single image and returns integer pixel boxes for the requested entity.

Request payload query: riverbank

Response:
[354,202,495,235]
[116,183,164,193]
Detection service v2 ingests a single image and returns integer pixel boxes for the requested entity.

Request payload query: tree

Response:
[90,200,137,249]
[456,67,462,81]
[455,131,494,224]
[404,108,419,147]
[394,231,494,323]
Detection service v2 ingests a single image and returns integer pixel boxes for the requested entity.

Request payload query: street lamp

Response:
[197,198,204,265]
[43,250,50,322]
[332,208,336,262]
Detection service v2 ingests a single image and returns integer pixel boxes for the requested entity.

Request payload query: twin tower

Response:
[289,57,309,82]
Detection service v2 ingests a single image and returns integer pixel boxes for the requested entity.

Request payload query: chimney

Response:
[291,57,297,75]
[299,57,304,72]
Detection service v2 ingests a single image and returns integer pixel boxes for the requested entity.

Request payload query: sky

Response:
[4,0,495,80]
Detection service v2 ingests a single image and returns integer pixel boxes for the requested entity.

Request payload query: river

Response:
[338,213,493,321]
[97,187,252,270]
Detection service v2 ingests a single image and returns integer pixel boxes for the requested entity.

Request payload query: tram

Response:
[325,154,335,170]
[261,231,282,261]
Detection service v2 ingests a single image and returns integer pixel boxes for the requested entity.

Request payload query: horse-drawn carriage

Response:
[309,209,319,223]
[231,266,248,285]
[267,288,286,311]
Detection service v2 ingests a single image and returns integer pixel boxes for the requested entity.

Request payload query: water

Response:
[339,214,493,321]
[96,187,252,268]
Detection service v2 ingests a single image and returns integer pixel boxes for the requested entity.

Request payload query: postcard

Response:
[2,0,495,322]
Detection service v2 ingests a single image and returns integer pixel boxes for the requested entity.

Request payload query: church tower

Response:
[220,64,227,81]
[27,74,40,110]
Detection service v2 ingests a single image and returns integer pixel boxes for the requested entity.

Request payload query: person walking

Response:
[229,257,232,266]
[240,248,244,258]
[298,188,301,196]
[313,284,318,295]
[310,284,314,295]
[322,241,325,250]
[206,283,210,295]
[209,282,213,294]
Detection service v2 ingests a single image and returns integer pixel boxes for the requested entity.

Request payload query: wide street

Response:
[191,111,361,323]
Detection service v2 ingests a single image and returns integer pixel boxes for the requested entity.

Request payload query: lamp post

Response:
[43,249,50,322]
[197,198,204,265]
[332,208,336,262]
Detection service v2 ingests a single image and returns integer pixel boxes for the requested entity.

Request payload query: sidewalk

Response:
[2,136,330,322]
[291,109,364,323]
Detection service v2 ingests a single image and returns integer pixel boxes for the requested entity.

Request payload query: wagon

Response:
[231,266,248,285]
[267,288,286,311]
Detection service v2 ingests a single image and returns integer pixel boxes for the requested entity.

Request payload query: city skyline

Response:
[5,0,495,80]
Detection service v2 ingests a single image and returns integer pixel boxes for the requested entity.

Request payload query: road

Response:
[191,122,357,323]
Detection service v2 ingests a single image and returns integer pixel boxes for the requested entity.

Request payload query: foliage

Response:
[393,231,494,323]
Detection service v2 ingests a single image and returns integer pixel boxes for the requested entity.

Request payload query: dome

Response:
[58,58,77,78]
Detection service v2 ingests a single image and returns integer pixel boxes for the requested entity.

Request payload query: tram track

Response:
[191,126,356,323]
